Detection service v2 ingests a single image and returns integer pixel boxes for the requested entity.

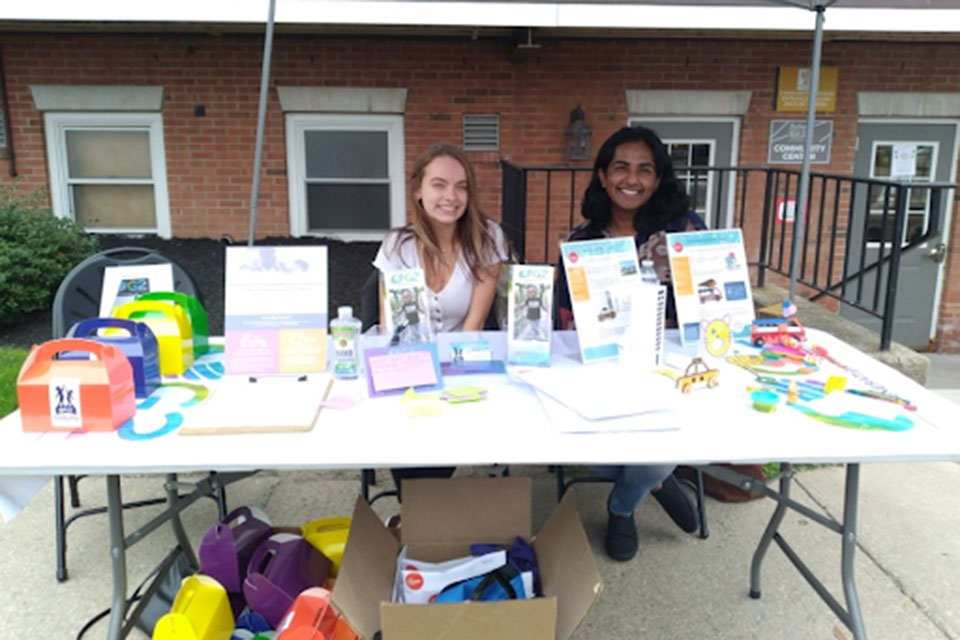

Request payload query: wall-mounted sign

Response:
[776,66,838,112]
[768,119,833,164]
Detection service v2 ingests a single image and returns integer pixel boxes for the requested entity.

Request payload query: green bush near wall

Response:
[0,185,99,326]
[0,347,28,418]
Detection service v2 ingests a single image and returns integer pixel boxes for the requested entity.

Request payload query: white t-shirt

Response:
[373,220,508,333]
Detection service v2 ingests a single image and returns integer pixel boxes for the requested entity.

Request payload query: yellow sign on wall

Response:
[776,66,838,112]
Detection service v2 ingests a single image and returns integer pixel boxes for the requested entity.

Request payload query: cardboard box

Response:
[331,477,602,640]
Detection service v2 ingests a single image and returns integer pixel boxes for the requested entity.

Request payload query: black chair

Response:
[50,246,226,581]
[554,466,709,539]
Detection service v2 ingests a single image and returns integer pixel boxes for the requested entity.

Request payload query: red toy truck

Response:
[751,317,806,347]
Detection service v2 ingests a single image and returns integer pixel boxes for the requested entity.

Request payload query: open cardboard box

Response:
[331,476,603,640]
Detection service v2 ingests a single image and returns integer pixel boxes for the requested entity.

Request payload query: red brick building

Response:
[2,2,960,349]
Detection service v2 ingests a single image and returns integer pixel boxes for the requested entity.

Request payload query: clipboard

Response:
[179,374,333,435]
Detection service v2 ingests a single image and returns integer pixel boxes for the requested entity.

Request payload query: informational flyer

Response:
[560,237,641,364]
[224,246,328,375]
[666,229,755,347]
[381,268,435,344]
[507,264,553,366]
[99,263,174,318]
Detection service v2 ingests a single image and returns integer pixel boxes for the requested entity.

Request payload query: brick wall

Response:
[2,31,960,347]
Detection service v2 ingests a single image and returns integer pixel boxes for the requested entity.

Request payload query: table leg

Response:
[749,462,792,599]
[165,473,198,568]
[106,475,127,640]
[842,464,866,640]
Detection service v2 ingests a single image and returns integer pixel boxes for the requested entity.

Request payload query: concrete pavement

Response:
[1,360,958,639]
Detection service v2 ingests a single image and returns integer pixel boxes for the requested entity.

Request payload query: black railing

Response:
[501,160,955,351]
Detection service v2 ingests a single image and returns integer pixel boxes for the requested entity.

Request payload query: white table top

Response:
[2,329,959,478]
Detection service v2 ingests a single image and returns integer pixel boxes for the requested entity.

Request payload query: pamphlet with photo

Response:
[507,264,553,366]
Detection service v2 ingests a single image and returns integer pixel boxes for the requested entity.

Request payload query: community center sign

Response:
[767,119,833,165]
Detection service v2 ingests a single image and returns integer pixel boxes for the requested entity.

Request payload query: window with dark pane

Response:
[305,131,388,179]
[303,130,391,230]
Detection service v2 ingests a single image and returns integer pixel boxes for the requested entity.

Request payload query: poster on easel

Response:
[666,229,754,347]
[560,237,643,364]
[224,246,328,375]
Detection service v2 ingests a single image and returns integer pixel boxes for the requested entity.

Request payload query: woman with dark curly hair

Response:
[556,125,705,561]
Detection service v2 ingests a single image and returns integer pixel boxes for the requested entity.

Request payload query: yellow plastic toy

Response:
[300,517,351,577]
[152,575,234,640]
[114,300,194,375]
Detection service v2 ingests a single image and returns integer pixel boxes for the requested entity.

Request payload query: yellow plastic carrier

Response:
[113,300,194,375]
[300,517,351,577]
[152,575,234,640]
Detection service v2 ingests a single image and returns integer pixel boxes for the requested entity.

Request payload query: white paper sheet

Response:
[512,362,682,422]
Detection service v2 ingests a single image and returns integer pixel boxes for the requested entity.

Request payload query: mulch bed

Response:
[0,235,379,349]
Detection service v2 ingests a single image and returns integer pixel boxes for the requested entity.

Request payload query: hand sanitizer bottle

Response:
[640,259,660,286]
[331,305,362,379]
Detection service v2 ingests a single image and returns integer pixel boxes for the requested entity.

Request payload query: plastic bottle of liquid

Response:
[330,305,362,379]
[640,259,660,286]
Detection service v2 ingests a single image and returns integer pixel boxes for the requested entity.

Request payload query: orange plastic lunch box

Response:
[17,338,136,432]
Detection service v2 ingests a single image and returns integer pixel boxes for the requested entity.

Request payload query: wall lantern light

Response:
[565,105,592,161]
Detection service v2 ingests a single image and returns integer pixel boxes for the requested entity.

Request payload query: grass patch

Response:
[0,347,29,418]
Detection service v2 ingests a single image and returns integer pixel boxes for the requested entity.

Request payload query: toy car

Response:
[751,317,806,347]
[675,357,719,394]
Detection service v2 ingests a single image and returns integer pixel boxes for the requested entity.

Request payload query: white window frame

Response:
[661,138,716,219]
[285,113,405,241]
[866,138,939,249]
[44,112,171,238]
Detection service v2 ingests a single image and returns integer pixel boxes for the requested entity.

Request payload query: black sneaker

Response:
[652,475,698,534]
[605,510,638,561]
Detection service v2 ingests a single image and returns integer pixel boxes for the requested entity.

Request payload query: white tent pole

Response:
[788,3,826,302]
[247,0,277,246]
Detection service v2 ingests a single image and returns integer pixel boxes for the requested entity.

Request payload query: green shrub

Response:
[0,185,99,326]
[0,347,28,418]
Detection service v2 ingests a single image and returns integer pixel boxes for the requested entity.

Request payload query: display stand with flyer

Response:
[99,263,174,318]
[190,246,332,435]
[507,264,553,366]
[224,246,329,375]
[560,238,664,367]
[380,268,435,345]
[666,229,755,347]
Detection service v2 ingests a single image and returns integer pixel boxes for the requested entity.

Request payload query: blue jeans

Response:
[590,464,676,517]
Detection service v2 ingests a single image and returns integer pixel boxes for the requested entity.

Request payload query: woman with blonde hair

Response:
[375,143,507,335]
[373,143,509,501]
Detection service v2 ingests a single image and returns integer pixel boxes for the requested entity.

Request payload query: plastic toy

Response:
[657,357,719,393]
[114,299,195,375]
[824,376,847,394]
[750,317,806,347]
[846,388,916,412]
[274,587,358,640]
[242,533,333,628]
[17,338,136,433]
[789,403,914,432]
[65,318,161,399]
[750,389,780,412]
[300,517,351,577]
[138,291,210,357]
[199,506,273,594]
[152,575,235,640]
